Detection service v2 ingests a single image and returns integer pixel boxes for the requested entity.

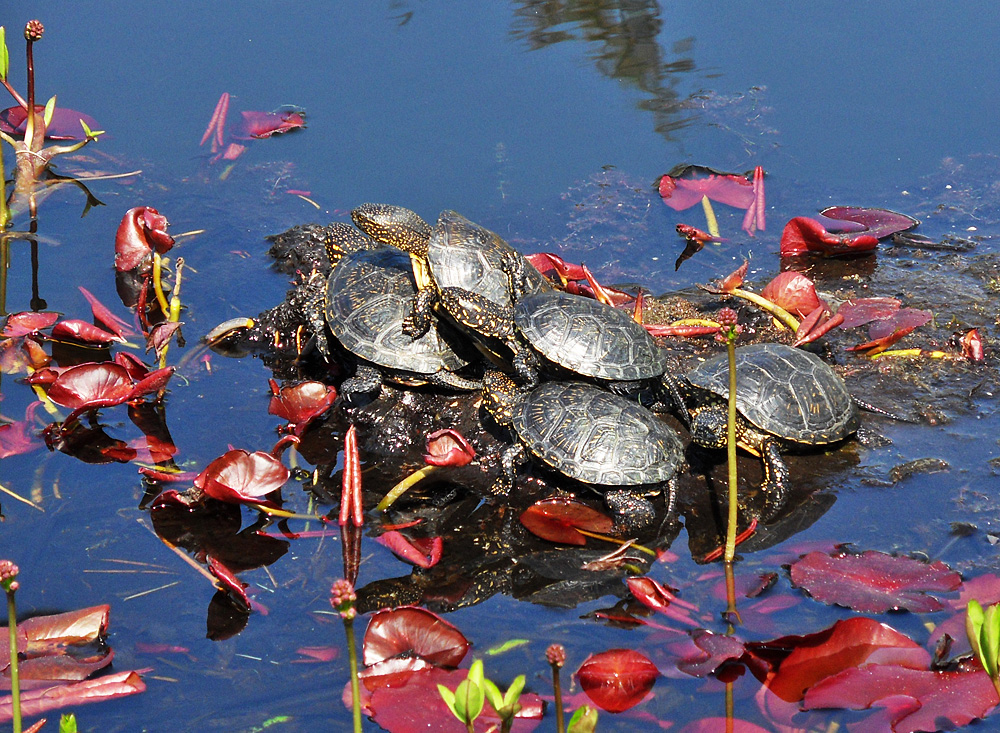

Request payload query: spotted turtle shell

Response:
[428,210,551,307]
[511,381,684,485]
[514,291,668,381]
[686,343,858,444]
[325,247,470,375]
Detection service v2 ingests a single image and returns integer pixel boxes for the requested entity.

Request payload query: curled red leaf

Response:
[780,217,879,257]
[232,109,306,140]
[376,531,443,568]
[718,260,748,293]
[2,311,59,337]
[423,428,475,467]
[818,206,919,240]
[268,379,337,435]
[50,319,125,346]
[525,252,586,283]
[760,271,822,318]
[114,206,174,273]
[363,606,470,668]
[960,328,985,361]
[194,449,289,508]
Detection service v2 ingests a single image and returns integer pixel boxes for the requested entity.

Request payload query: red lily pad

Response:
[376,531,443,568]
[819,206,919,240]
[867,309,933,340]
[0,105,99,140]
[233,109,306,139]
[780,217,879,257]
[789,550,961,613]
[194,449,289,508]
[576,648,659,713]
[836,298,903,329]
[46,363,135,410]
[757,617,929,703]
[363,606,470,668]
[520,498,614,546]
[423,428,476,467]
[803,664,998,732]
[760,271,822,318]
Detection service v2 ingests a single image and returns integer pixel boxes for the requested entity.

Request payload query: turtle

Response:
[680,342,859,518]
[512,290,669,394]
[324,244,480,398]
[482,369,684,527]
[352,204,551,382]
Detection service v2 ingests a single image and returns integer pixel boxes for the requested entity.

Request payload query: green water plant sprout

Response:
[966,599,1000,697]
[2,559,22,733]
[438,658,525,733]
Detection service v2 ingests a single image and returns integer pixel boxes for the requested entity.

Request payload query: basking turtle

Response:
[682,343,859,518]
[352,204,551,381]
[325,245,479,397]
[482,369,684,527]
[512,290,668,392]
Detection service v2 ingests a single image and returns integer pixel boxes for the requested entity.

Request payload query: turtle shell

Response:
[686,343,858,444]
[511,381,684,485]
[325,247,470,376]
[428,210,551,307]
[514,291,668,381]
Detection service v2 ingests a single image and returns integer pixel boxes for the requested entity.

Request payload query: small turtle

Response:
[482,369,684,527]
[325,245,480,397]
[513,290,668,393]
[681,343,859,518]
[352,204,551,381]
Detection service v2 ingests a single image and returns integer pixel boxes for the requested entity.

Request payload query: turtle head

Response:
[481,369,519,427]
[323,222,379,268]
[689,405,728,449]
[351,203,431,258]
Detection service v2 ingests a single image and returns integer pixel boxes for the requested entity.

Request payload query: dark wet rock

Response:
[889,458,951,484]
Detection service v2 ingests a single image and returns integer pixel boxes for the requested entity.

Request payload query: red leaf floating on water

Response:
[0,105,99,140]
[267,379,337,435]
[780,217,879,257]
[847,326,916,354]
[626,577,700,627]
[867,309,933,340]
[46,363,135,409]
[802,664,998,732]
[756,617,929,703]
[676,629,748,677]
[194,449,289,508]
[525,252,586,283]
[377,531,443,569]
[658,170,755,211]
[363,606,470,668]
[2,311,59,337]
[576,648,659,713]
[232,109,306,140]
[423,428,476,467]
[788,549,961,613]
[760,271,822,318]
[207,556,251,612]
[520,497,614,546]
[78,287,134,339]
[819,206,919,240]
[836,297,902,329]
[0,670,146,724]
[718,260,748,293]
[51,319,125,346]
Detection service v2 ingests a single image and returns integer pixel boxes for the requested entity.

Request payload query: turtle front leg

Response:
[339,364,383,402]
[759,440,790,519]
[492,443,527,497]
[403,286,438,338]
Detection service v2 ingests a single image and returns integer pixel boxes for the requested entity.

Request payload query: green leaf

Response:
[481,678,503,711]
[487,638,529,655]
[455,678,484,723]
[986,603,1000,680]
[567,705,599,733]
[503,675,526,708]
[43,95,57,128]
[968,600,986,668]
[437,684,463,722]
[0,27,8,81]
[59,713,79,733]
[79,120,106,139]
[468,658,484,687]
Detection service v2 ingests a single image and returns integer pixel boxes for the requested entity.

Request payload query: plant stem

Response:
[7,589,21,733]
[723,335,738,564]
[700,196,720,239]
[552,664,565,733]
[343,615,362,733]
[377,464,441,511]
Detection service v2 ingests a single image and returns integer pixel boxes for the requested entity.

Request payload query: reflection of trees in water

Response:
[511,0,697,139]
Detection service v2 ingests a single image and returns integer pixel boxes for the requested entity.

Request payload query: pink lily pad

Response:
[0,105,99,140]
[576,648,659,713]
[789,550,961,613]
[819,206,919,240]
[363,606,470,668]
[194,449,289,508]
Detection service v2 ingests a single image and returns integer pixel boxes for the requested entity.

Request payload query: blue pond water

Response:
[3,2,1000,731]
